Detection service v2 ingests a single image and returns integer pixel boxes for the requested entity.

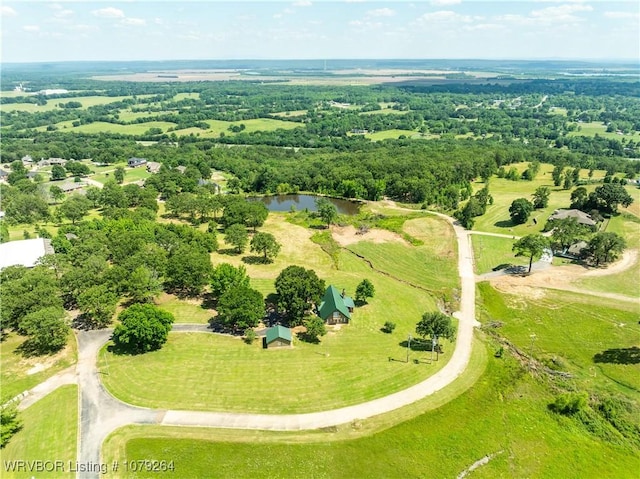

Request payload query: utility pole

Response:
[407,334,412,363]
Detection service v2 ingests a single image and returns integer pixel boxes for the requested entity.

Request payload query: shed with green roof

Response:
[264,325,293,348]
[318,285,354,325]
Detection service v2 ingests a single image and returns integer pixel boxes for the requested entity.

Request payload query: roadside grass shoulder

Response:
[471,234,529,275]
[155,294,213,324]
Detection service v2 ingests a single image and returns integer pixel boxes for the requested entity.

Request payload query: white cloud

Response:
[121,17,146,26]
[417,10,474,23]
[92,7,125,19]
[431,0,462,6]
[23,25,40,32]
[273,13,283,19]
[604,11,640,20]
[367,8,396,17]
[1,6,17,16]
[530,4,593,23]
[292,0,312,6]
[54,8,74,18]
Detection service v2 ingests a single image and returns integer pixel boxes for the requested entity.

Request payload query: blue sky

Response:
[1,1,638,63]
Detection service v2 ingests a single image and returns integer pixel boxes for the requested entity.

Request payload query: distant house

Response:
[146,161,162,174]
[556,240,588,260]
[26,171,40,180]
[0,238,55,270]
[0,169,8,183]
[48,158,67,166]
[59,181,87,193]
[175,165,187,174]
[264,325,293,349]
[318,285,354,325]
[21,155,33,164]
[128,157,147,167]
[548,209,597,228]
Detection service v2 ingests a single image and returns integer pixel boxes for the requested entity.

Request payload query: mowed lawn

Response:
[471,234,530,274]
[98,214,457,413]
[91,165,151,184]
[103,350,638,479]
[471,163,609,236]
[156,294,214,324]
[99,268,446,414]
[53,121,177,135]
[364,129,417,141]
[0,332,77,400]
[0,385,78,479]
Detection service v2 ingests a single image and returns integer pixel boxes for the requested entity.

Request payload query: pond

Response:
[251,194,361,215]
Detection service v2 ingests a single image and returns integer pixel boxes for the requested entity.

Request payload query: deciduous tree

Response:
[224,223,249,253]
[275,266,325,326]
[586,232,626,266]
[217,285,264,331]
[210,263,250,298]
[112,304,175,353]
[512,234,549,273]
[416,311,456,360]
[19,306,69,354]
[250,232,281,262]
[509,198,534,225]
[355,279,375,304]
[316,197,338,228]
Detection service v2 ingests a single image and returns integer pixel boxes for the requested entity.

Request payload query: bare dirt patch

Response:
[331,225,406,247]
[488,250,639,301]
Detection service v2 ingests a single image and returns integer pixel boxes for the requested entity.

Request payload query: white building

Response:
[0,238,55,269]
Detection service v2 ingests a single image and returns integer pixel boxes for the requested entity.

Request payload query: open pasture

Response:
[567,121,639,140]
[1,95,153,113]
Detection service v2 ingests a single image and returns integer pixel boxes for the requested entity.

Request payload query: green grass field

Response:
[567,121,639,140]
[90,166,151,184]
[0,332,77,400]
[171,118,302,138]
[471,234,530,274]
[156,294,213,324]
[1,95,153,113]
[54,121,177,135]
[477,282,640,392]
[471,163,610,236]
[364,129,417,141]
[0,385,78,479]
[102,341,638,479]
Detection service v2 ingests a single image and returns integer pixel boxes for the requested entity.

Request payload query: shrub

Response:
[381,321,396,334]
[549,392,589,415]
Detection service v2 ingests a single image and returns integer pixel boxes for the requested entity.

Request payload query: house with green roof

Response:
[318,285,355,325]
[264,325,293,349]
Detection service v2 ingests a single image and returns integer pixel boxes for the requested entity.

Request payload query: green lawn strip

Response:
[0,385,78,478]
[155,294,213,324]
[171,118,302,138]
[471,234,530,274]
[103,346,638,479]
[0,332,77,400]
[477,282,640,393]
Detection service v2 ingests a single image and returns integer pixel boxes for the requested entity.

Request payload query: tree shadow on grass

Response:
[398,338,434,352]
[201,292,217,310]
[242,255,271,265]
[218,248,242,256]
[494,219,516,229]
[593,347,640,365]
[15,339,62,358]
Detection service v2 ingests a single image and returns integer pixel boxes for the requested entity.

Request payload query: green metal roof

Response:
[265,325,292,344]
[318,285,352,321]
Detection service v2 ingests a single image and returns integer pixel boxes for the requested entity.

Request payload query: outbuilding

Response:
[0,238,54,270]
[264,325,293,349]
